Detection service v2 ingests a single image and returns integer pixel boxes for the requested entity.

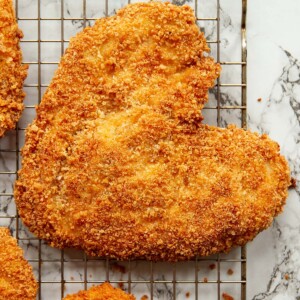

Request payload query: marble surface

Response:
[247,1,300,299]
[0,0,299,299]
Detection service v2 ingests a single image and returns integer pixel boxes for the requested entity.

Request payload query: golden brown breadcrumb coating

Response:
[0,0,28,137]
[0,227,37,299]
[15,2,290,261]
[63,282,135,300]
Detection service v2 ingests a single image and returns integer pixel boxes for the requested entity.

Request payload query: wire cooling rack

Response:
[0,0,247,299]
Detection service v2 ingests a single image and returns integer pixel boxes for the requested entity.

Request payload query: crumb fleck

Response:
[222,292,234,300]
[141,295,149,300]
[209,263,216,270]
[284,273,290,280]
[185,292,190,298]
[89,274,92,278]
[227,268,234,275]
[290,177,297,188]
[118,282,124,289]
[257,98,262,102]
[70,276,74,281]
[203,277,208,283]
[112,263,126,274]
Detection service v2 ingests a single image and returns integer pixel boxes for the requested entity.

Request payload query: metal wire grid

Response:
[0,0,247,299]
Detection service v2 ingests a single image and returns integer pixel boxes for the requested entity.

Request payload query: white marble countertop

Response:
[248,1,300,299]
[0,0,299,299]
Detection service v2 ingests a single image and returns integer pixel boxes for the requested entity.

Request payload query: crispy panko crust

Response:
[63,282,135,300]
[15,2,289,261]
[0,0,28,137]
[0,227,37,299]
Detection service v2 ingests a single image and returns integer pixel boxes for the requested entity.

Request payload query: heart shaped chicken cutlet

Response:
[15,2,290,261]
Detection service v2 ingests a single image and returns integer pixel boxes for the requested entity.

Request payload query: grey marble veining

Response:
[248,50,300,298]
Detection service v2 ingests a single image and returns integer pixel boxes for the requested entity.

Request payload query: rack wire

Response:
[0,0,247,299]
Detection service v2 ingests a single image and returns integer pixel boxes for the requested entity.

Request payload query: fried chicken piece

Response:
[0,0,28,137]
[14,2,289,261]
[0,227,37,299]
[63,282,135,300]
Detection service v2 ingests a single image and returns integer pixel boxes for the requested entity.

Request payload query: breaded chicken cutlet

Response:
[0,0,28,137]
[15,2,290,261]
[0,227,37,299]
[63,282,135,300]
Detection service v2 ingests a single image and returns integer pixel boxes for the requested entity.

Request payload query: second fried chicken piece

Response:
[0,227,37,300]
[0,0,28,137]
